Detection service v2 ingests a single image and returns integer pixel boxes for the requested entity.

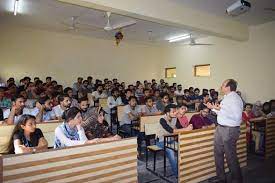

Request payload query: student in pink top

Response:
[177,104,193,130]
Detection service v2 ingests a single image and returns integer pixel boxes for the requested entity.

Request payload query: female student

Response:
[85,109,121,142]
[176,104,193,130]
[7,114,48,154]
[54,107,99,148]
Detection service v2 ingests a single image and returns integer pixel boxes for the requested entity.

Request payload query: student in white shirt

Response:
[54,107,99,148]
[53,94,71,120]
[4,95,34,125]
[174,84,184,96]
[33,96,56,123]
[107,88,123,124]
[91,84,107,106]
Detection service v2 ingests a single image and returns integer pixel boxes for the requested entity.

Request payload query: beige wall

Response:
[0,25,161,87]
[160,21,275,103]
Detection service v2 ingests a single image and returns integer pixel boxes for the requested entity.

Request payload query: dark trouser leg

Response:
[223,127,242,183]
[214,126,226,182]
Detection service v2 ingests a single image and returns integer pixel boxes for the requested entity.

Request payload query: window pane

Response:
[194,65,210,77]
[165,68,176,78]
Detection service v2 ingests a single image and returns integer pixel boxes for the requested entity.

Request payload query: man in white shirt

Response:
[91,84,107,106]
[207,79,243,183]
[174,84,184,96]
[53,94,71,120]
[107,89,123,125]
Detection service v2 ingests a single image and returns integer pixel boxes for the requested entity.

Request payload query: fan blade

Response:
[190,43,214,46]
[264,8,275,11]
[111,20,137,30]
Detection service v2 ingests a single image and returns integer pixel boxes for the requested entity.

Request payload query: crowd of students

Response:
[0,76,274,177]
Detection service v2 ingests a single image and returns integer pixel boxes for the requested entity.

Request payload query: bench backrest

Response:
[0,121,62,153]
[117,105,125,122]
[0,138,137,183]
[99,98,108,109]
[178,123,247,183]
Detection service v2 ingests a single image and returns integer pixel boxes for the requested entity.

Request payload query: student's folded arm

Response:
[35,137,48,151]
[14,139,27,154]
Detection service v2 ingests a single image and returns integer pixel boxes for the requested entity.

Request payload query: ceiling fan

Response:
[61,16,81,32]
[103,12,137,31]
[187,34,214,46]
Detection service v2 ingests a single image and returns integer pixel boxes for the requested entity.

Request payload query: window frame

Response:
[165,67,177,78]
[194,64,211,77]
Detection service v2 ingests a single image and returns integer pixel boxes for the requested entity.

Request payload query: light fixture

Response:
[168,34,190,43]
[14,0,19,16]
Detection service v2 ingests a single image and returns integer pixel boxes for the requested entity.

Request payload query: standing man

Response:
[207,79,243,183]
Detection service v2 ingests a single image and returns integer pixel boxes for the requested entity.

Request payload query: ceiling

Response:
[172,0,275,25]
[0,0,199,45]
[0,0,274,44]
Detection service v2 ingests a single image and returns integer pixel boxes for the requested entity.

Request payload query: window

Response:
[194,64,210,77]
[165,67,176,78]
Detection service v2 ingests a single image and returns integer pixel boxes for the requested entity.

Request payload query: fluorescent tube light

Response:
[168,34,190,43]
[14,0,19,16]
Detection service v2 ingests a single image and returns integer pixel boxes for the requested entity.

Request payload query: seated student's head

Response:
[202,93,210,103]
[177,104,187,115]
[39,96,53,111]
[262,102,271,114]
[144,89,150,97]
[184,89,190,97]
[24,77,31,85]
[51,80,58,87]
[78,97,89,112]
[177,84,182,91]
[145,97,154,107]
[202,89,209,95]
[129,96,137,108]
[125,89,132,98]
[176,95,184,105]
[161,92,169,104]
[64,87,73,98]
[169,86,175,93]
[154,89,160,97]
[200,106,209,117]
[7,114,36,153]
[253,101,262,111]
[0,88,6,99]
[77,77,83,84]
[58,94,71,109]
[209,89,215,95]
[164,104,178,118]
[83,80,89,87]
[87,76,93,83]
[63,107,82,125]
[194,88,200,96]
[97,109,106,123]
[97,84,103,93]
[111,88,120,98]
[55,85,63,94]
[12,95,25,111]
[244,103,253,113]
[189,87,194,93]
[46,76,52,83]
[113,78,118,83]
[34,77,40,82]
[212,91,219,100]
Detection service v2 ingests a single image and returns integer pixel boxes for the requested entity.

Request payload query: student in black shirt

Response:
[7,114,48,154]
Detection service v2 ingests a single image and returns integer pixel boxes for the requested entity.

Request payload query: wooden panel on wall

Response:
[265,118,275,159]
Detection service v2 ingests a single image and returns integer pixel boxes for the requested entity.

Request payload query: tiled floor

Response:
[138,152,275,183]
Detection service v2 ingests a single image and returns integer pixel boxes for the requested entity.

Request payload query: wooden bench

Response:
[0,121,62,154]
[0,138,137,183]
[265,117,275,158]
[99,98,108,109]
[178,123,247,183]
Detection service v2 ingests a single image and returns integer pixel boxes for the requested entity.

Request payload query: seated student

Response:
[72,77,83,97]
[267,100,275,118]
[122,89,133,105]
[84,109,121,142]
[141,97,162,116]
[156,104,190,176]
[174,95,184,106]
[107,88,123,113]
[152,89,161,102]
[53,94,71,120]
[64,87,79,108]
[197,93,210,111]
[174,84,184,96]
[33,96,57,122]
[0,87,12,109]
[4,95,29,125]
[139,88,151,105]
[135,84,144,102]
[262,101,271,115]
[177,104,193,130]
[54,107,99,148]
[183,89,195,110]
[19,90,36,109]
[7,114,48,154]
[189,106,214,129]
[242,103,264,152]
[252,101,266,118]
[78,97,99,130]
[121,96,141,136]
[91,84,108,106]
[156,92,170,113]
